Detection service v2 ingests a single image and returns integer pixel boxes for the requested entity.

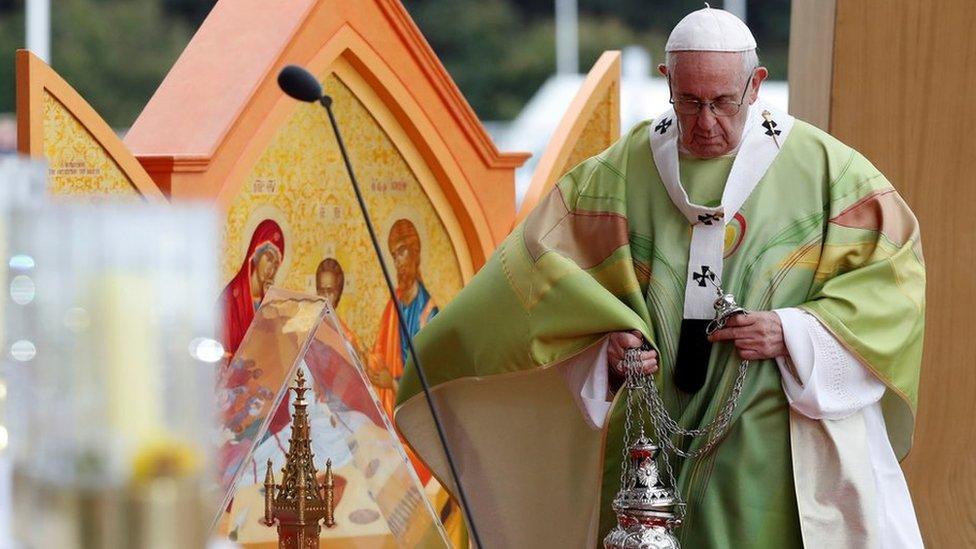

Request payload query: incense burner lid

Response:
[613,438,677,513]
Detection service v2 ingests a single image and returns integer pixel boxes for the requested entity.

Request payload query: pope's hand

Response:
[607,331,658,376]
[707,311,787,360]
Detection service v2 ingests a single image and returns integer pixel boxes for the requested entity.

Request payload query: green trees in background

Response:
[0,1,25,119]
[405,0,791,120]
[0,0,789,127]
[404,0,663,120]
[0,0,196,127]
[51,0,194,127]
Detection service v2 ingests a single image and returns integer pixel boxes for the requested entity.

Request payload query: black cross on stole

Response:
[692,265,716,287]
[655,118,673,134]
[761,118,781,137]
[697,213,722,225]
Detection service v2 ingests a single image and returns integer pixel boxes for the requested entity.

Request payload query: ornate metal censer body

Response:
[604,436,682,549]
[605,287,750,549]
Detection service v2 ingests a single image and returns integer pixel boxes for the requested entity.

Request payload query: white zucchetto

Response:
[665,5,757,53]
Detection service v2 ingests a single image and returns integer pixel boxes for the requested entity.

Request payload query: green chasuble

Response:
[680,153,733,207]
[395,106,924,548]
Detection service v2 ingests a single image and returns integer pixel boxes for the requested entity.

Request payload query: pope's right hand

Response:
[607,331,658,376]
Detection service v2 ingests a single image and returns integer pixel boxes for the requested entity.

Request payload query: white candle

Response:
[96,274,163,448]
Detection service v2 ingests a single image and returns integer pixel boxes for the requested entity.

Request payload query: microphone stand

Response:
[316,95,484,549]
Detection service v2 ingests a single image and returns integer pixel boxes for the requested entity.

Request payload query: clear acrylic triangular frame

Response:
[213,287,448,547]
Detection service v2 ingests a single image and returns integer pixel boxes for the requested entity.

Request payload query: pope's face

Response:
[316,271,341,309]
[662,52,766,158]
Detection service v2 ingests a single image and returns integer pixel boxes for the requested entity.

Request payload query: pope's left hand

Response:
[706,311,787,361]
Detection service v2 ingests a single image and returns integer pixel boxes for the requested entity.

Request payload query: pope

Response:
[395,6,925,548]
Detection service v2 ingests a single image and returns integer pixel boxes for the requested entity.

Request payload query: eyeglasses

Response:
[668,70,754,117]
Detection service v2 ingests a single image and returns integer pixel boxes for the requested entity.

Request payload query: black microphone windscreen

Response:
[277,65,322,103]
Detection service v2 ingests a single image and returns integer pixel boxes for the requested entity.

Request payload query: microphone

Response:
[276,65,482,549]
[277,65,332,107]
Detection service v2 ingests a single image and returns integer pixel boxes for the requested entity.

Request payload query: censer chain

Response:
[622,349,751,460]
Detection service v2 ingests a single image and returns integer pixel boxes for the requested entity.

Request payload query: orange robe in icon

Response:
[371,281,438,417]
[371,281,437,482]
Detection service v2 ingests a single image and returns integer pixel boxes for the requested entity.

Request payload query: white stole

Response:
[647,100,795,319]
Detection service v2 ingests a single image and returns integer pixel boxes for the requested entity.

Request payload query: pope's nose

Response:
[695,108,718,131]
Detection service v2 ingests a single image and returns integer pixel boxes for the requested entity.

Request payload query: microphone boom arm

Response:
[317,93,484,549]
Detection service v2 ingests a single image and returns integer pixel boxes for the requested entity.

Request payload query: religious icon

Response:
[315,258,344,309]
[225,386,275,438]
[219,219,285,356]
[217,219,291,476]
[369,219,439,421]
[314,258,365,358]
[308,257,382,427]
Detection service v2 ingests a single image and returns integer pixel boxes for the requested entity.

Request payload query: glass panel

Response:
[215,288,326,512]
[217,288,448,547]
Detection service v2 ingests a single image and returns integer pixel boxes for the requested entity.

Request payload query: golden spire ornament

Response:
[262,370,337,548]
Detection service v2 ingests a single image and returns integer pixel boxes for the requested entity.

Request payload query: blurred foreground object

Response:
[3,182,221,548]
[0,157,48,546]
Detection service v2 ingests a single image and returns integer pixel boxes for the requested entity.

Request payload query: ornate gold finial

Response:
[324,459,335,528]
[263,459,276,526]
[262,371,337,548]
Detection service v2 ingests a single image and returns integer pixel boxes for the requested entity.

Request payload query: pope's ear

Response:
[657,63,668,77]
[750,66,769,100]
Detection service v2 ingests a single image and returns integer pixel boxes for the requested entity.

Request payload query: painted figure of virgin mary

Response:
[219,219,285,356]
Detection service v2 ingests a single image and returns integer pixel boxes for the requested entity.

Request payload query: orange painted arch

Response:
[515,51,621,227]
[15,49,166,201]
[125,0,529,271]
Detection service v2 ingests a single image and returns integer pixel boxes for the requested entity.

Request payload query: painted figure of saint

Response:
[307,258,384,426]
[217,219,288,480]
[315,258,365,357]
[218,219,285,356]
[370,219,438,419]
